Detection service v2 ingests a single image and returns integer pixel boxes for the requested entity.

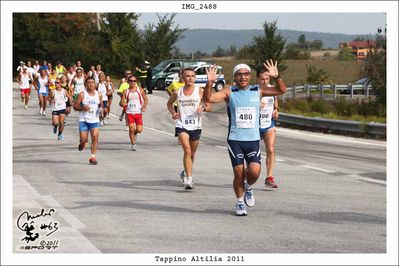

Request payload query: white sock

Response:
[237,197,244,202]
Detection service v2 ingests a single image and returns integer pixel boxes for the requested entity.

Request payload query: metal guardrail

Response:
[278,113,386,138]
[281,83,374,100]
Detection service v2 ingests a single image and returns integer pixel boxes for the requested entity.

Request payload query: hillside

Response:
[175,28,371,54]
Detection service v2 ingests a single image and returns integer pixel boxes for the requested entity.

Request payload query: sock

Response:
[237,197,244,202]
[245,182,252,190]
[91,154,95,158]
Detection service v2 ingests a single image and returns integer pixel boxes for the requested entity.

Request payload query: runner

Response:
[203,60,287,216]
[16,66,31,109]
[117,70,132,129]
[121,75,148,151]
[33,67,50,116]
[66,66,76,83]
[105,75,115,119]
[73,76,104,165]
[33,60,41,78]
[61,74,73,117]
[97,72,109,126]
[55,61,67,77]
[49,78,71,140]
[69,67,85,102]
[166,68,211,189]
[257,68,282,189]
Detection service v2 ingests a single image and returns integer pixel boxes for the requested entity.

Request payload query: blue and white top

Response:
[227,85,260,141]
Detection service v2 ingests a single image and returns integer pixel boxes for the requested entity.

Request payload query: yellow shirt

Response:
[167,81,185,107]
[48,73,57,90]
[118,82,129,94]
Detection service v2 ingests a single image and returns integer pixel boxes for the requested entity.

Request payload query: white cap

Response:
[144,60,150,65]
[233,64,251,75]
[20,61,25,64]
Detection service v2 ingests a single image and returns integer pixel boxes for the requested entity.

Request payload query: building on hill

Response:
[339,40,376,60]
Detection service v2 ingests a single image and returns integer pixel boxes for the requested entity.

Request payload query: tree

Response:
[100,13,142,73]
[306,65,331,84]
[337,47,355,61]
[212,46,226,57]
[247,20,287,72]
[362,27,386,115]
[297,34,307,49]
[142,13,186,65]
[283,44,311,59]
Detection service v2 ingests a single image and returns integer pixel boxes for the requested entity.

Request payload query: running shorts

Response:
[227,139,261,167]
[127,113,143,126]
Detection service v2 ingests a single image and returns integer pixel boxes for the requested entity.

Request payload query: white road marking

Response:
[299,164,336,173]
[356,177,386,185]
[278,127,386,147]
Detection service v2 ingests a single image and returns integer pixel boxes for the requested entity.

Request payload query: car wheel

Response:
[156,79,165,90]
[215,81,224,92]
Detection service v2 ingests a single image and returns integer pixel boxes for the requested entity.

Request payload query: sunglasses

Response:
[128,79,137,82]
[55,82,60,84]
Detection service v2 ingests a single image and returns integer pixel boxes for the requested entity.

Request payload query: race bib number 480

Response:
[235,107,256,128]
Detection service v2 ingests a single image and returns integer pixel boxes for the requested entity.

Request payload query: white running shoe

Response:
[132,144,137,151]
[107,115,110,120]
[103,119,107,125]
[235,201,248,216]
[39,108,43,115]
[184,176,193,190]
[43,111,46,116]
[24,105,28,109]
[244,187,255,207]
[179,170,186,185]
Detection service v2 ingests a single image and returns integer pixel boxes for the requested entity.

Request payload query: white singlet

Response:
[52,89,67,111]
[125,89,144,114]
[175,86,202,131]
[79,90,100,123]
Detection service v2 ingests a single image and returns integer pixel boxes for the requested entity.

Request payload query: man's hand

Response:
[172,112,180,120]
[272,108,279,119]
[205,64,218,83]
[263,59,279,78]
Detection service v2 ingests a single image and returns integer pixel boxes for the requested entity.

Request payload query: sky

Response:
[136,13,386,35]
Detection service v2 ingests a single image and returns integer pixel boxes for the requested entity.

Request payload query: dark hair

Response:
[256,66,269,78]
[85,76,95,85]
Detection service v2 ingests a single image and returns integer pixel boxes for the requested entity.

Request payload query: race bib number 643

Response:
[235,107,256,128]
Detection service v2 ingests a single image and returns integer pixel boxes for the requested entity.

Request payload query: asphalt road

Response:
[11,86,386,255]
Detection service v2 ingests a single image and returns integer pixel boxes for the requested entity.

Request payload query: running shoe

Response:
[103,119,107,125]
[100,120,104,126]
[265,176,278,188]
[53,126,58,134]
[107,115,110,120]
[39,109,43,115]
[24,105,28,109]
[184,176,193,190]
[131,144,137,151]
[235,201,247,216]
[179,170,186,184]
[244,187,255,207]
[89,157,98,165]
[43,111,46,116]
[119,113,124,121]
[78,143,85,151]
[58,134,64,141]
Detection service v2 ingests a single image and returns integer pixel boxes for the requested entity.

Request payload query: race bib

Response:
[236,107,256,128]
[55,101,63,109]
[260,109,272,124]
[184,114,198,126]
[128,100,141,112]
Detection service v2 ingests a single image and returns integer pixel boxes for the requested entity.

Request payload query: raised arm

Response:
[260,60,287,97]
[203,65,229,104]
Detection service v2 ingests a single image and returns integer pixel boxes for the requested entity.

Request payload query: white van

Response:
[165,64,225,92]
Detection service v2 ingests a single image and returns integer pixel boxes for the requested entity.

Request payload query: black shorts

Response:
[52,109,66,116]
[176,128,201,141]
[66,99,72,107]
[227,139,261,167]
[108,94,113,100]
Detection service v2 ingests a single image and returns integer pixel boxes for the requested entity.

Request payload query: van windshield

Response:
[154,61,171,70]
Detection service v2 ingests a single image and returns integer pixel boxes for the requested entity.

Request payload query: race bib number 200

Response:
[235,107,256,128]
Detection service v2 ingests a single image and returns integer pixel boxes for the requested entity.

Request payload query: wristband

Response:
[274,75,281,80]
[202,105,206,112]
